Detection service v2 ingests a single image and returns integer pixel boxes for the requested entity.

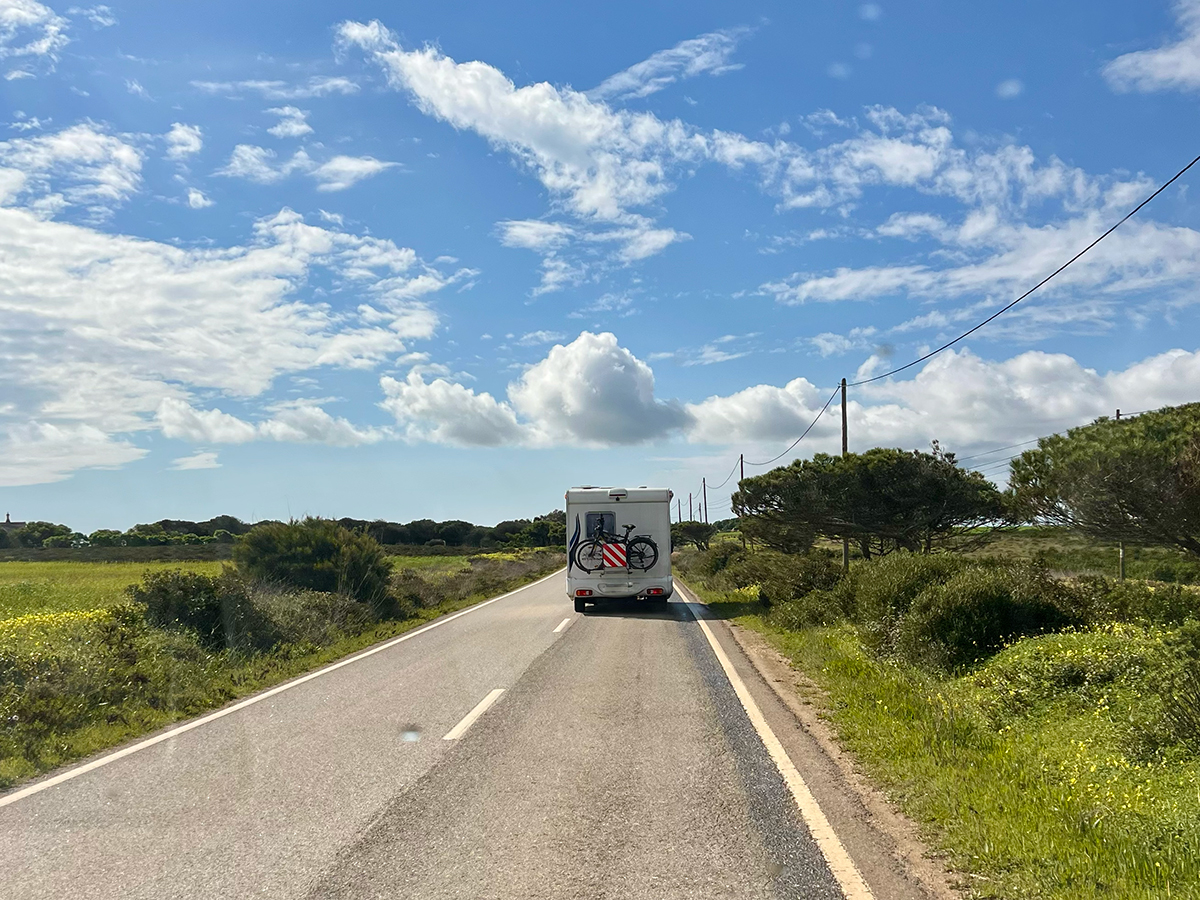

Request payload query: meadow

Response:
[0,549,564,788]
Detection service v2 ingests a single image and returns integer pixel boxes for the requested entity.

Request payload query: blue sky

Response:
[2,0,1200,532]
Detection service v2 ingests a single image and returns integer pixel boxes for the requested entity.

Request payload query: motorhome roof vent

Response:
[608,488,628,501]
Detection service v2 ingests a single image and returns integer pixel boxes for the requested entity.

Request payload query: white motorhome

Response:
[565,486,673,612]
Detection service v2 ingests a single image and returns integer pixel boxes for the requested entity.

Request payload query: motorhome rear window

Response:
[585,512,615,538]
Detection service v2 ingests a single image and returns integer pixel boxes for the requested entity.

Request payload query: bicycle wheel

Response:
[573,539,605,573]
[626,536,658,571]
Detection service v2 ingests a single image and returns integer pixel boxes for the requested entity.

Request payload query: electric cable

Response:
[743,386,841,467]
[848,153,1200,387]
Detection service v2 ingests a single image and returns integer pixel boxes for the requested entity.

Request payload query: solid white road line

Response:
[442,688,505,741]
[686,600,875,900]
[0,568,566,810]
[553,617,572,633]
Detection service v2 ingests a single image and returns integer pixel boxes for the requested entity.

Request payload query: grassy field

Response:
[681,533,1200,899]
[0,560,225,619]
[0,550,565,788]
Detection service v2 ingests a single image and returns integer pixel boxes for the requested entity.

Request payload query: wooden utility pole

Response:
[689,493,693,521]
[841,378,850,572]
[677,498,682,522]
[702,478,708,524]
[739,453,746,549]
[1116,408,1125,582]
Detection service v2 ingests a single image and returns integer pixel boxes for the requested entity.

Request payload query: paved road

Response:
[2,572,883,899]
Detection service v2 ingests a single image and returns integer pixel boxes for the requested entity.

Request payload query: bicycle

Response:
[572,523,659,573]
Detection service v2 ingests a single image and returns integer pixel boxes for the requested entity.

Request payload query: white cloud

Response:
[157,398,384,447]
[125,78,150,99]
[0,203,468,484]
[191,76,359,100]
[0,0,69,70]
[497,219,575,251]
[515,330,565,346]
[266,106,313,138]
[67,5,116,28]
[996,78,1023,99]
[859,4,882,21]
[0,122,143,216]
[186,187,212,208]
[377,332,691,447]
[0,422,146,487]
[170,450,220,470]
[311,155,397,191]
[684,345,1200,462]
[338,21,709,224]
[1104,0,1200,93]
[827,62,852,79]
[216,144,396,191]
[164,122,202,159]
[590,27,749,101]
[380,372,526,446]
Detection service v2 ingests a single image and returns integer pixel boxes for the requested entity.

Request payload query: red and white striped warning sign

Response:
[602,542,627,568]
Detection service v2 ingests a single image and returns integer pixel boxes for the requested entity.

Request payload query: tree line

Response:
[0,511,567,550]
[690,402,1200,559]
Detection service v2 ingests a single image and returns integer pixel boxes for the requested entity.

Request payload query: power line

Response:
[707,456,742,491]
[955,438,1042,462]
[848,152,1200,387]
[743,386,841,467]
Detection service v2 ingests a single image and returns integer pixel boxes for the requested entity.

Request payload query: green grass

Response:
[0,551,564,789]
[688,578,1200,899]
[0,560,225,619]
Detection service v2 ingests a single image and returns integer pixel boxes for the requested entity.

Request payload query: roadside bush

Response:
[852,552,966,655]
[1074,576,1200,626]
[234,518,393,613]
[250,585,374,647]
[768,588,848,629]
[732,549,843,606]
[896,564,1082,671]
[127,568,276,652]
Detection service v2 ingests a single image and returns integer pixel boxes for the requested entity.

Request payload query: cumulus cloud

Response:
[185,187,212,208]
[1104,0,1200,92]
[266,106,313,138]
[215,144,396,191]
[191,76,359,99]
[0,122,142,216]
[378,332,691,447]
[0,202,469,484]
[0,422,146,486]
[590,27,750,101]
[685,345,1200,466]
[164,122,202,159]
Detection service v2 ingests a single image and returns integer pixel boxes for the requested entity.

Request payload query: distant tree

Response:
[712,517,740,533]
[14,522,72,548]
[734,445,1007,558]
[212,529,236,544]
[88,529,124,547]
[43,533,86,548]
[672,521,718,550]
[1010,403,1200,556]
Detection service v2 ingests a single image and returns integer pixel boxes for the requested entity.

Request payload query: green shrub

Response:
[234,518,393,613]
[896,564,1081,671]
[732,549,843,605]
[767,588,848,629]
[852,552,966,655]
[1074,576,1200,625]
[250,586,374,646]
[1158,622,1200,753]
[126,568,275,652]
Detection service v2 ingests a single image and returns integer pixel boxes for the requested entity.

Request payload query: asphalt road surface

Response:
[2,572,920,900]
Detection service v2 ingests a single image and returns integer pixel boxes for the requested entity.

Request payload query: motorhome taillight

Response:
[646,588,664,595]
[575,589,593,597]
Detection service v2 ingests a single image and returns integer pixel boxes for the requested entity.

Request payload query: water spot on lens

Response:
[401,724,422,742]
[766,860,784,878]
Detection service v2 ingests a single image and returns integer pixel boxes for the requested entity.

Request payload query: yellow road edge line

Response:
[442,688,506,741]
[684,598,875,900]
[0,567,566,809]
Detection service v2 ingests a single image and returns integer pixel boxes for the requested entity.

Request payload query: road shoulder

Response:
[676,581,962,900]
